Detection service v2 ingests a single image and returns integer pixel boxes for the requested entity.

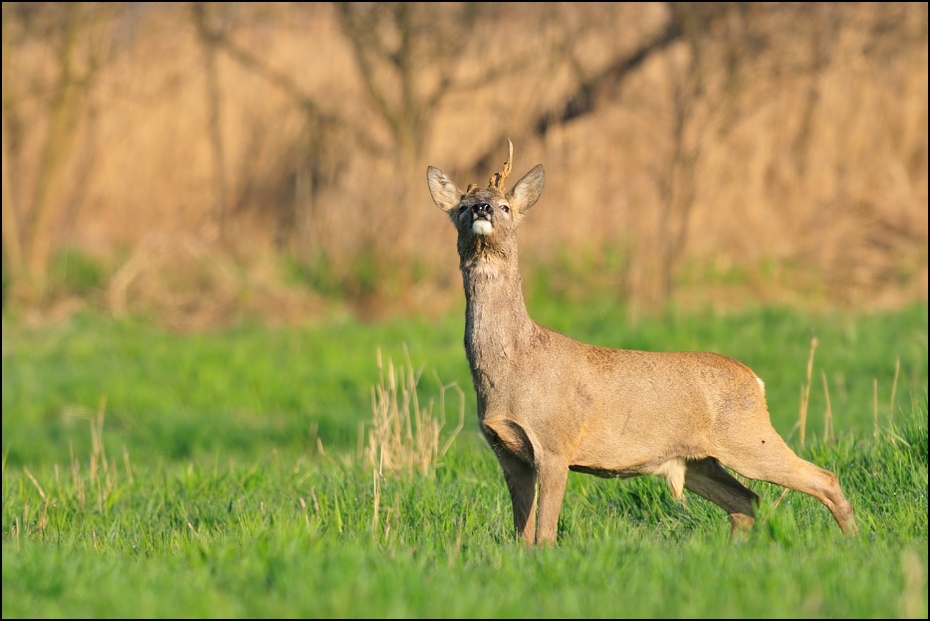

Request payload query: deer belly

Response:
[568,427,707,479]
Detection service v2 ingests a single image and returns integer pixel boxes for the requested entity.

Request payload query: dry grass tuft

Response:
[364,346,464,479]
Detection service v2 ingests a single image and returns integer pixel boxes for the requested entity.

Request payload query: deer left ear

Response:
[427,166,463,213]
[508,164,545,214]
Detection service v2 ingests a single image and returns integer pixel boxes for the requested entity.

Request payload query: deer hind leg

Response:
[684,457,759,536]
[719,429,858,535]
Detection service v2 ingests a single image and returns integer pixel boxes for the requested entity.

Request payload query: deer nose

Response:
[473,203,492,216]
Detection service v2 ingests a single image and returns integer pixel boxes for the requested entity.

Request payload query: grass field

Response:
[2,301,927,617]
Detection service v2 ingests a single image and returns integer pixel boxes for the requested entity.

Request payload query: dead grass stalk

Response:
[364,346,465,479]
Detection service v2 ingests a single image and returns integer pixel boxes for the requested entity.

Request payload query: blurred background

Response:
[2,2,927,328]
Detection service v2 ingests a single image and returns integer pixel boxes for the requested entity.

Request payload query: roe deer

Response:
[426,140,857,545]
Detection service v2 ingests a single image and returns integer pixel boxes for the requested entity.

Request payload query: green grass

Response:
[47,247,107,298]
[2,302,928,617]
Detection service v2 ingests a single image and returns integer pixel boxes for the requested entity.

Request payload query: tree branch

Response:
[470,19,682,176]
[199,11,384,156]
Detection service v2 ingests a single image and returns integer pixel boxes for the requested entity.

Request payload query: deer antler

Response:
[489,138,514,191]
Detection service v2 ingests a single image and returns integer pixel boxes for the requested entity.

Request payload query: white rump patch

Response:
[755,376,765,394]
[472,220,493,236]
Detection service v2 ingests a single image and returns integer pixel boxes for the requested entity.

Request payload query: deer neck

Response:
[460,248,533,380]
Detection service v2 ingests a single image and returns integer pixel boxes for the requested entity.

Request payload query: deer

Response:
[426,139,858,546]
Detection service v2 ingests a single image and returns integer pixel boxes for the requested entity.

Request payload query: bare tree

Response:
[191,2,229,243]
[652,3,714,304]
[1,2,113,304]
[469,6,682,182]
[332,2,552,304]
[334,2,482,164]
[185,3,359,262]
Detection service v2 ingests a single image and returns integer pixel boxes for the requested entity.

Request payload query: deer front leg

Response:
[535,455,569,545]
[496,451,537,545]
[483,418,541,545]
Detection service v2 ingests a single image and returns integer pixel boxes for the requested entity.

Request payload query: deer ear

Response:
[427,166,462,213]
[508,164,545,214]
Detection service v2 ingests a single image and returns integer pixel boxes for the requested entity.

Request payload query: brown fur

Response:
[426,141,857,545]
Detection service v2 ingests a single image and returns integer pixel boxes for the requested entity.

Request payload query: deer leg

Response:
[684,457,759,536]
[535,456,569,546]
[720,430,858,535]
[496,450,538,545]
[482,419,540,544]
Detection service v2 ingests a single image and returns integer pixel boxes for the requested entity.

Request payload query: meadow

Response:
[2,299,927,617]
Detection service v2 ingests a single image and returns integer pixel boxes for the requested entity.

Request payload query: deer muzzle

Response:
[471,203,493,236]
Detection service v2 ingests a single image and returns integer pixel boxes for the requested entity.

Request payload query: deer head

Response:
[427,139,545,261]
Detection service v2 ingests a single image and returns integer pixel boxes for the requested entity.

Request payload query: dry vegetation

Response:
[365,347,464,478]
[1,2,927,326]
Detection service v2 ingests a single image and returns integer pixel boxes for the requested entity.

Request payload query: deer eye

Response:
[500,204,510,213]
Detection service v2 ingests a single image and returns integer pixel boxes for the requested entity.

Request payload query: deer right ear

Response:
[427,166,462,213]
[509,164,545,214]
